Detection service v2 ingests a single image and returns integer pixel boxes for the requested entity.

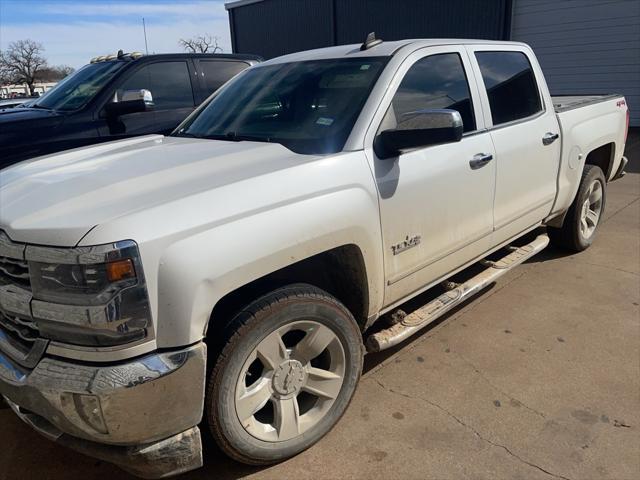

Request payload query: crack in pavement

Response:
[602,196,639,225]
[373,378,572,480]
[563,259,639,277]
[454,351,547,419]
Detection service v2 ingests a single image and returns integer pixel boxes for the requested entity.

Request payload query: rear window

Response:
[199,60,249,95]
[475,51,542,126]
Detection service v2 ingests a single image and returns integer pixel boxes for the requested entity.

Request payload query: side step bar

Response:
[366,234,550,353]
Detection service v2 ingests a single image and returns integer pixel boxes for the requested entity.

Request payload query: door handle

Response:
[469,153,493,169]
[542,132,559,146]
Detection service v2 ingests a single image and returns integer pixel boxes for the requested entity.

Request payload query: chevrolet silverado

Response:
[0,37,630,477]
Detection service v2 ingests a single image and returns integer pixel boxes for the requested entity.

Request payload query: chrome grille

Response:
[0,255,30,289]
[0,231,46,368]
[0,310,39,354]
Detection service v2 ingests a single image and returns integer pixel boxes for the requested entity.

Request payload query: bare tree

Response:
[0,52,12,85]
[38,65,75,82]
[0,39,48,95]
[179,34,222,54]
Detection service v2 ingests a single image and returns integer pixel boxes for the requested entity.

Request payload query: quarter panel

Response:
[550,100,627,218]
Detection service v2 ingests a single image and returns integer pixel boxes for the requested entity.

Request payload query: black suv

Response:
[0,52,261,168]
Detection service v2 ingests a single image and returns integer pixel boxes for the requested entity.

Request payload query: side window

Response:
[118,61,194,109]
[475,51,542,126]
[391,53,476,133]
[199,61,248,95]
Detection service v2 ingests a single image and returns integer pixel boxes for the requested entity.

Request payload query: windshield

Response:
[33,61,125,111]
[175,58,388,154]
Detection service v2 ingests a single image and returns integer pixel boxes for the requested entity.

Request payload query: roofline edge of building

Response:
[225,0,265,11]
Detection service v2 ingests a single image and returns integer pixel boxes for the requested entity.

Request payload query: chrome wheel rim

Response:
[235,321,345,442]
[580,180,603,239]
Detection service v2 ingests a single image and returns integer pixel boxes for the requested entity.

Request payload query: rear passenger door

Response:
[194,59,251,103]
[467,46,561,243]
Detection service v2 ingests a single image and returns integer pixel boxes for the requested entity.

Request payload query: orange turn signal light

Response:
[106,259,136,282]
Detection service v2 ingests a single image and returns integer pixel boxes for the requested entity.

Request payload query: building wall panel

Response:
[511,0,640,126]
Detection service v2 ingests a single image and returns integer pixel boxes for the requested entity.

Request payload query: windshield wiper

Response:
[175,130,280,145]
[29,104,51,110]
[203,131,273,143]
[174,131,198,138]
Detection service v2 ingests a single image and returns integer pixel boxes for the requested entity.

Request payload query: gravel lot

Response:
[1,131,638,480]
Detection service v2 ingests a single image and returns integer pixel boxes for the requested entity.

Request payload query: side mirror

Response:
[374,109,464,159]
[105,89,154,117]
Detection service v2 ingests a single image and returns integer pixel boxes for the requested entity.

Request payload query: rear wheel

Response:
[206,284,363,465]
[549,164,606,252]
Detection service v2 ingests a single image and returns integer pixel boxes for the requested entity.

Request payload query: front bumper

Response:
[0,342,207,478]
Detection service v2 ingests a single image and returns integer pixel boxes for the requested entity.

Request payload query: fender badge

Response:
[391,235,422,255]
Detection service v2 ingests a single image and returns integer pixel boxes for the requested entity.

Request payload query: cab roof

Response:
[260,39,528,66]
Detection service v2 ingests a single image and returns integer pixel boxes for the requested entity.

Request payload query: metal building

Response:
[225,0,640,126]
[511,0,639,127]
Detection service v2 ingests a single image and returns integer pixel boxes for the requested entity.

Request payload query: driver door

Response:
[367,47,496,307]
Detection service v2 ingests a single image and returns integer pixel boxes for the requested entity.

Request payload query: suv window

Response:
[391,53,476,132]
[199,60,248,95]
[118,61,194,109]
[475,51,542,126]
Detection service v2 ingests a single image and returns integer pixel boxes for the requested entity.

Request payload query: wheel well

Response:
[585,143,615,180]
[207,245,370,336]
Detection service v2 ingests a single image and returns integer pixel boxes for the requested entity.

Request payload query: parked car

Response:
[0,51,261,168]
[0,38,629,478]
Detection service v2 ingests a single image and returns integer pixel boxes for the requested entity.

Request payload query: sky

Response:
[0,0,232,68]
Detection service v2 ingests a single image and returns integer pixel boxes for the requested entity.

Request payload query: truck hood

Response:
[0,106,63,125]
[0,135,319,246]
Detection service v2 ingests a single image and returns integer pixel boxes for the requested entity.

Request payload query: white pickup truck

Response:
[0,38,630,477]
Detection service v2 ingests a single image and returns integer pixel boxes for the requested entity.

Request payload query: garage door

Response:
[511,0,640,127]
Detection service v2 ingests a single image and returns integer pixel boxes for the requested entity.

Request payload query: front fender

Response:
[81,151,384,349]
[155,186,383,347]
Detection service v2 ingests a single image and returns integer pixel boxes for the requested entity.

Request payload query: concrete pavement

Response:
[1,133,638,480]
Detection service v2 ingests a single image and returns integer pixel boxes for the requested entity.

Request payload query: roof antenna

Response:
[360,32,383,51]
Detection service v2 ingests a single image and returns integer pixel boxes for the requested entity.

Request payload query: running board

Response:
[366,234,550,353]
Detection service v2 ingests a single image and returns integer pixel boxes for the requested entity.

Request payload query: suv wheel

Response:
[206,284,363,465]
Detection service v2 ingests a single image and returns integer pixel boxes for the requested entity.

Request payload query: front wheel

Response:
[549,164,606,252]
[205,284,363,465]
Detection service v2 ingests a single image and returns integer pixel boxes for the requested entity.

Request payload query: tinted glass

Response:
[34,62,125,111]
[475,51,542,125]
[119,61,194,109]
[176,58,387,155]
[392,53,476,132]
[199,60,249,95]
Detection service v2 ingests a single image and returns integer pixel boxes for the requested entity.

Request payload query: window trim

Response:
[471,49,547,129]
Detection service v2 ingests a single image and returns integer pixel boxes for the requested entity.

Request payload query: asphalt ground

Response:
[1,130,639,480]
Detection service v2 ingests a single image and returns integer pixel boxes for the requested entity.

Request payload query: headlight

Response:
[25,240,152,347]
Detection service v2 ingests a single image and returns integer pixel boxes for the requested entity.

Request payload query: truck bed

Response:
[552,94,621,113]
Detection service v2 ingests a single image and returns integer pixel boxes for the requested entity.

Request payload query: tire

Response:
[205,284,363,465]
[549,164,606,252]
